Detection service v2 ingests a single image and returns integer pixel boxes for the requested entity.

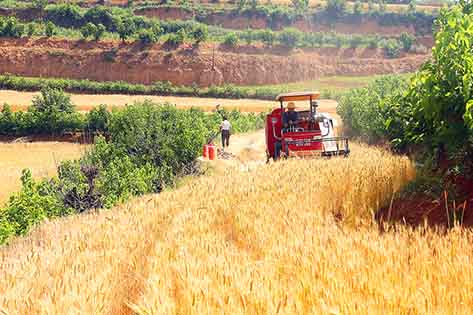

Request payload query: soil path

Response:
[209,99,340,172]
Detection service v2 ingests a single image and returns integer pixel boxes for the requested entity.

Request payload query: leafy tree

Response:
[399,32,414,52]
[260,29,275,47]
[190,24,208,45]
[31,87,75,114]
[86,104,110,132]
[278,28,301,48]
[408,0,416,14]
[241,29,254,45]
[250,0,258,10]
[338,75,408,143]
[33,0,48,10]
[349,35,363,48]
[94,23,106,41]
[26,23,36,37]
[292,0,309,15]
[165,29,186,47]
[2,169,70,236]
[325,0,346,19]
[0,17,24,38]
[45,4,83,28]
[45,21,56,38]
[223,32,239,47]
[399,3,473,171]
[382,39,401,58]
[378,0,387,13]
[367,0,375,14]
[139,29,159,45]
[83,6,114,31]
[237,0,247,11]
[81,22,97,40]
[367,36,379,49]
[353,1,363,15]
[116,18,136,43]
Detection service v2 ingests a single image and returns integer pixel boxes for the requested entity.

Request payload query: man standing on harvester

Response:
[220,116,232,150]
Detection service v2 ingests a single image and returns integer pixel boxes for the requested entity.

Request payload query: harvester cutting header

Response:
[265,91,349,162]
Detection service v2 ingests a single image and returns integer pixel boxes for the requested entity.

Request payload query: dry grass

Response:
[0,90,340,113]
[10,143,473,314]
[0,90,275,113]
[0,142,84,204]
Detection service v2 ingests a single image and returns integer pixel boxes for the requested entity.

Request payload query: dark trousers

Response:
[221,130,230,147]
[274,141,282,160]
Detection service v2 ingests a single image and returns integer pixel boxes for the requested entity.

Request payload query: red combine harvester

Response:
[265,91,349,162]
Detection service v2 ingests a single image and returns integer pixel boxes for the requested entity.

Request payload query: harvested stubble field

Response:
[0,142,84,204]
[0,90,338,114]
[3,140,473,314]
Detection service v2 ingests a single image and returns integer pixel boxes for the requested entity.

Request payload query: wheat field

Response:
[0,142,85,204]
[3,143,473,314]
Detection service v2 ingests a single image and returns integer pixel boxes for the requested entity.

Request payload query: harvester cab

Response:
[265,91,350,162]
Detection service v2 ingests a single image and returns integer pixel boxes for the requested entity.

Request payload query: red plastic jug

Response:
[202,144,208,159]
[208,144,216,160]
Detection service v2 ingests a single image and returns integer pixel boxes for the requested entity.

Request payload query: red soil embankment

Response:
[377,177,473,228]
[0,38,429,87]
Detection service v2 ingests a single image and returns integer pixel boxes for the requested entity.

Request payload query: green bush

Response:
[223,32,239,47]
[80,22,97,40]
[116,17,136,42]
[0,99,265,244]
[0,17,24,38]
[278,27,301,48]
[325,0,346,19]
[86,104,110,132]
[165,29,186,47]
[2,169,72,236]
[93,23,106,41]
[45,21,55,37]
[45,4,84,28]
[258,29,276,47]
[190,24,208,45]
[240,29,254,45]
[139,28,159,45]
[26,23,36,36]
[337,75,408,143]
[382,39,401,58]
[353,1,363,15]
[399,32,414,52]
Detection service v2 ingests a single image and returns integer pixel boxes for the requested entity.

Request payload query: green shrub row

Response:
[337,4,473,183]
[231,28,416,56]
[0,88,265,245]
[337,75,408,144]
[0,74,343,102]
[0,12,413,54]
[136,1,435,33]
[0,87,265,136]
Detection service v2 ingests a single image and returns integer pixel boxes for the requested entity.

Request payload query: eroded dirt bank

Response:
[0,38,428,86]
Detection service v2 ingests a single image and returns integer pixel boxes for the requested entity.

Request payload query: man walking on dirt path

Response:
[220,116,231,150]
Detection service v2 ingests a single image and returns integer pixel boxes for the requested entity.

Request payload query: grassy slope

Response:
[6,143,473,314]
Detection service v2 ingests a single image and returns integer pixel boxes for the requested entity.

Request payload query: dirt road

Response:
[0,90,338,113]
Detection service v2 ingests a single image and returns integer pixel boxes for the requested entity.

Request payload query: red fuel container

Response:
[208,144,216,160]
[202,144,208,159]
